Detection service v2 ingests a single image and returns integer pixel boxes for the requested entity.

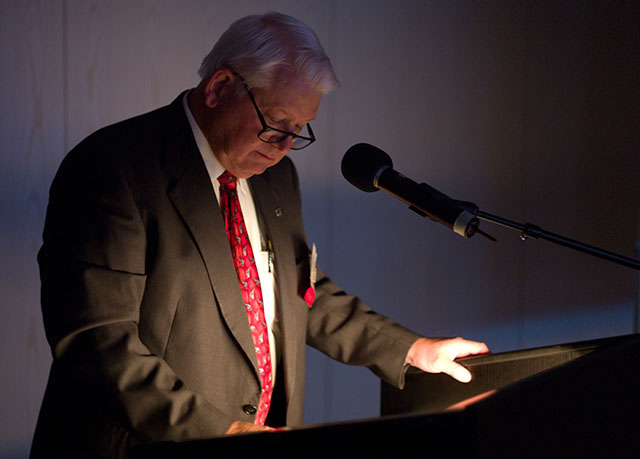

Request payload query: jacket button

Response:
[242,404,257,415]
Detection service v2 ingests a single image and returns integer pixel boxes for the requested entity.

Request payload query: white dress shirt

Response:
[182,92,279,385]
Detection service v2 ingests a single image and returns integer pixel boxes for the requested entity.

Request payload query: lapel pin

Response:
[275,208,283,217]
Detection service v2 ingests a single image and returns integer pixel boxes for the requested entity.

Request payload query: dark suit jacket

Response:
[31,93,421,458]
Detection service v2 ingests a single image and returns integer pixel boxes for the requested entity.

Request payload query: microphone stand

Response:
[473,209,640,271]
[412,183,639,270]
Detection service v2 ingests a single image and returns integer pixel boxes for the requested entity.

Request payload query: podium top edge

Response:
[406,333,640,371]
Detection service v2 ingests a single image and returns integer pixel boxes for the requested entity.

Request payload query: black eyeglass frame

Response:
[233,72,316,151]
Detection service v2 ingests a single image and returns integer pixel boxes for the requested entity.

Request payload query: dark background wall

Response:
[1,1,638,456]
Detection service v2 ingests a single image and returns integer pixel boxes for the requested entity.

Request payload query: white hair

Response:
[198,12,340,94]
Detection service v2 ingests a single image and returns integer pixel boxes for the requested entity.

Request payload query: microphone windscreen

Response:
[341,143,393,192]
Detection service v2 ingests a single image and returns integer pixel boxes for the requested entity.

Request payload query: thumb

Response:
[440,359,472,383]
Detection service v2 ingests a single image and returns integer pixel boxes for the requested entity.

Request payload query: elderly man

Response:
[31,12,488,458]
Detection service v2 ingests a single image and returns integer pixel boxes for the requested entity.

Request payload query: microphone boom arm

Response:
[474,210,640,271]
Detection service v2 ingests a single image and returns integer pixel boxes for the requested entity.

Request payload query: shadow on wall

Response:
[301,179,640,336]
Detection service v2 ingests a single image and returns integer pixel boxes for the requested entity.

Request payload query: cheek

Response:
[234,114,262,145]
[225,125,258,152]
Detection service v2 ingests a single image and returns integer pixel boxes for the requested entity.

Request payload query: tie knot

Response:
[218,171,237,191]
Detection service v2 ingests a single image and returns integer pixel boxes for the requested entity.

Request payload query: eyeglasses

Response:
[233,72,316,151]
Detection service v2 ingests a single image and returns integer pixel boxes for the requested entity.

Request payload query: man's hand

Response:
[406,337,489,383]
[225,421,274,435]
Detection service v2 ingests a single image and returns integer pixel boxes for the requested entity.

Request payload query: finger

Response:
[226,421,274,434]
[450,339,490,359]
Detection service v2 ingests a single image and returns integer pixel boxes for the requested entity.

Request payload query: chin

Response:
[253,165,271,176]
[252,158,281,176]
[235,165,268,179]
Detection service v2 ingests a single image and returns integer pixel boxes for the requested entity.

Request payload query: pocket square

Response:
[304,243,317,308]
[304,286,315,308]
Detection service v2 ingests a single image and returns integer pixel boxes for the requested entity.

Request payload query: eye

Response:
[266,115,283,125]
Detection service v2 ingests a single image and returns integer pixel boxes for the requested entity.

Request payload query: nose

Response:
[276,135,294,153]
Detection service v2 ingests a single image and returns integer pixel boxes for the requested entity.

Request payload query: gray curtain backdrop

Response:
[1,1,638,456]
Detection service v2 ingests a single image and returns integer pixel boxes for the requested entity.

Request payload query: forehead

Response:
[252,70,323,123]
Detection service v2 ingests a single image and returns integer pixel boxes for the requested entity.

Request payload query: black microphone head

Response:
[341,143,393,192]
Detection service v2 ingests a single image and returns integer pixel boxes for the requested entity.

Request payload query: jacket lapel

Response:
[163,95,259,376]
[249,172,307,402]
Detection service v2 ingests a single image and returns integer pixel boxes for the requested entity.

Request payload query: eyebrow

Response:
[267,107,315,126]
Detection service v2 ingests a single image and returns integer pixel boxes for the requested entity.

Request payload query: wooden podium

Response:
[129,334,640,458]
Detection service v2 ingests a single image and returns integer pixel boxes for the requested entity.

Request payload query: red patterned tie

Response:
[218,171,272,425]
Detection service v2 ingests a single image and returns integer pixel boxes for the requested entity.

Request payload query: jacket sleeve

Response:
[36,138,234,452]
[277,158,422,390]
[306,267,422,390]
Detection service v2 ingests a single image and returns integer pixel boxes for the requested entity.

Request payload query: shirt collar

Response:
[182,91,226,180]
[182,91,250,196]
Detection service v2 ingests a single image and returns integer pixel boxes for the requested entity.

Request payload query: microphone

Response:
[341,143,479,238]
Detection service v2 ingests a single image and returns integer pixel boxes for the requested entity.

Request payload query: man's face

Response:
[204,67,322,179]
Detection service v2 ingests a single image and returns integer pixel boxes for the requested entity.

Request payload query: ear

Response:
[204,68,236,108]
